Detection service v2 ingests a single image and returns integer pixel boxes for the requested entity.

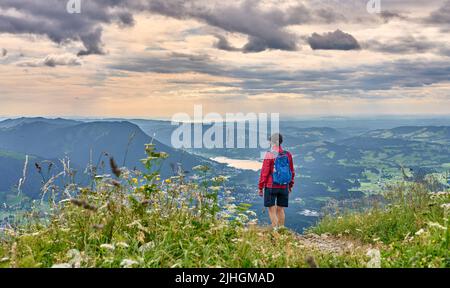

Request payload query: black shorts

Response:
[264,187,289,207]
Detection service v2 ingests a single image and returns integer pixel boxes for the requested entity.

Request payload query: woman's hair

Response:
[270,133,283,145]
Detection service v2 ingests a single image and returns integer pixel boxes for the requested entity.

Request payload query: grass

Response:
[0,144,368,268]
[311,182,450,268]
[0,144,448,268]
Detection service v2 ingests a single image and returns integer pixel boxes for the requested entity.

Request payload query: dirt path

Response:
[295,233,374,255]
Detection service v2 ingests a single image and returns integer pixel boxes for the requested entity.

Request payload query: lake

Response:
[211,156,262,171]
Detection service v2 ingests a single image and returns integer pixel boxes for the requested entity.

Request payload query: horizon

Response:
[2,114,450,124]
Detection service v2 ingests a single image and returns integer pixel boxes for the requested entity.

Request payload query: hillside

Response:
[364,126,450,145]
[0,117,80,129]
[1,118,449,235]
[0,146,448,268]
[0,150,48,199]
[0,118,222,199]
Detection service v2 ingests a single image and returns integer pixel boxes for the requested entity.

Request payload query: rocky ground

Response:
[296,233,372,255]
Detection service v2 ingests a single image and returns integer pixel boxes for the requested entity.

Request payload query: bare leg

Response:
[268,206,278,228]
[276,206,285,227]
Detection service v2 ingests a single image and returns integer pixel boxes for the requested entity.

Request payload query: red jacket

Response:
[258,145,295,190]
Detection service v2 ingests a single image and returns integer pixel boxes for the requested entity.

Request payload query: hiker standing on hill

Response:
[258,133,295,229]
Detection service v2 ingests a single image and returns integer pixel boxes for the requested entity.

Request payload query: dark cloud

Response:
[308,30,361,51]
[0,0,392,56]
[145,0,350,53]
[1,48,7,57]
[379,11,407,23]
[242,36,270,53]
[0,0,436,58]
[214,35,241,52]
[425,0,450,24]
[0,0,135,56]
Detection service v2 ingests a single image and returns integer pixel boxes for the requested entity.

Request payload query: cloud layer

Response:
[1,0,450,117]
[0,0,369,54]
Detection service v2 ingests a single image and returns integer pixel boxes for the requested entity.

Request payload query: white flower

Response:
[226,197,236,202]
[248,219,258,225]
[100,244,115,251]
[441,203,450,211]
[120,259,139,268]
[67,249,81,268]
[51,263,72,268]
[116,242,129,249]
[427,222,447,231]
[212,176,229,182]
[246,210,257,217]
[415,228,425,236]
[138,242,155,253]
[366,249,381,268]
[225,204,237,212]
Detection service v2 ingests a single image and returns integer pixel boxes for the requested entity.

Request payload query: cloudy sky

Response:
[1,0,450,118]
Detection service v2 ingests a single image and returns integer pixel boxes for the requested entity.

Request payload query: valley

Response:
[1,117,450,233]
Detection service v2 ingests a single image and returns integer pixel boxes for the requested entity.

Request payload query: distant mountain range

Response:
[1,117,449,233]
[0,118,217,199]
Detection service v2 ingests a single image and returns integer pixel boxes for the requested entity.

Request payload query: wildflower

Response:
[366,249,381,268]
[193,165,210,173]
[210,186,221,192]
[246,210,257,217]
[0,257,10,263]
[51,263,72,268]
[248,219,258,225]
[165,179,172,184]
[159,152,169,159]
[441,203,450,211]
[100,244,115,251]
[427,222,447,230]
[225,204,236,210]
[120,259,139,268]
[69,198,97,212]
[138,242,155,253]
[67,249,81,268]
[236,213,249,223]
[212,175,229,182]
[116,242,129,249]
[415,229,425,236]
[131,178,138,185]
[110,157,121,178]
